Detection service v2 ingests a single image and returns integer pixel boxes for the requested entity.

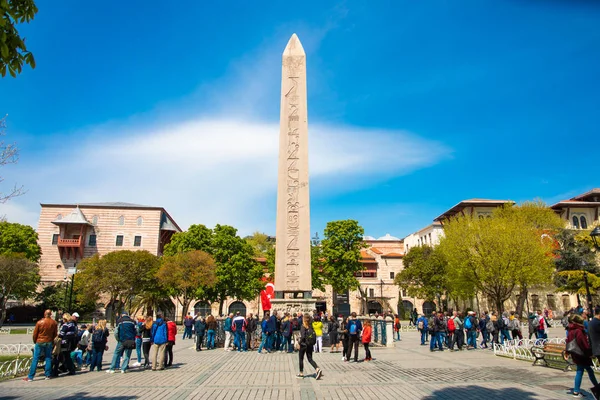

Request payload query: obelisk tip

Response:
[284,33,305,56]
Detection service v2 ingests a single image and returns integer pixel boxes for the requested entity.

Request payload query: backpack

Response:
[464,317,472,329]
[92,329,104,344]
[447,318,455,332]
[486,320,494,332]
[348,320,358,335]
[418,320,424,330]
[497,317,505,330]
[291,318,299,331]
[532,317,540,329]
[305,328,317,347]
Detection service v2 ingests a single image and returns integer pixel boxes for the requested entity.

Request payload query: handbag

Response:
[566,338,585,356]
[122,339,136,350]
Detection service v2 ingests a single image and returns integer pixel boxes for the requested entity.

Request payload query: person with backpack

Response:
[297,313,323,380]
[490,313,501,345]
[562,310,573,338]
[446,313,456,350]
[430,312,444,352]
[206,315,217,350]
[194,315,207,351]
[417,314,428,345]
[465,311,478,349]
[509,311,523,341]
[567,314,600,398]
[394,315,401,341]
[150,313,168,371]
[281,313,293,353]
[133,317,144,368]
[246,313,257,350]
[183,314,194,340]
[53,313,77,377]
[500,312,511,344]
[89,319,109,372]
[362,319,372,361]
[345,312,363,362]
[528,312,539,339]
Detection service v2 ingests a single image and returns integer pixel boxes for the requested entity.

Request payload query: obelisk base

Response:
[270,298,316,317]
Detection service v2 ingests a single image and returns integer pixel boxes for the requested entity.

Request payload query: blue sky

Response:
[0,0,599,238]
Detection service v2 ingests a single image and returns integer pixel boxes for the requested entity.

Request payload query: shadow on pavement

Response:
[422,385,541,399]
[59,394,138,400]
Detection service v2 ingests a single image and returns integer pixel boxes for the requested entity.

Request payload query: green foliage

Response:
[554,229,599,293]
[35,281,97,317]
[157,250,217,323]
[310,233,326,292]
[394,245,447,301]
[1,0,37,77]
[556,270,600,295]
[438,203,557,312]
[321,220,367,292]
[245,232,274,258]
[0,254,39,326]
[74,250,159,322]
[0,221,41,262]
[163,224,213,256]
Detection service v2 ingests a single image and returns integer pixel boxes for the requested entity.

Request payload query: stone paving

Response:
[0,329,582,399]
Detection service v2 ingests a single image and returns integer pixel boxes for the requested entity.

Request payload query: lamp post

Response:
[380,279,384,313]
[591,226,600,250]
[67,263,77,314]
[584,227,600,315]
[63,273,69,311]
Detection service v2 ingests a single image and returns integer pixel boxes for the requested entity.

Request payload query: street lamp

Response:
[591,226,600,250]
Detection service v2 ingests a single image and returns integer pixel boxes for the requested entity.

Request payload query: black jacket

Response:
[246,317,257,333]
[589,318,600,357]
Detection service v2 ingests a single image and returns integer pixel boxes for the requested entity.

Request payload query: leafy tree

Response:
[321,220,367,293]
[35,281,97,317]
[163,224,213,256]
[0,221,40,261]
[394,245,448,307]
[0,116,24,203]
[1,0,37,78]
[310,233,326,292]
[75,250,159,324]
[0,254,39,326]
[245,232,274,258]
[438,204,558,313]
[157,250,217,323]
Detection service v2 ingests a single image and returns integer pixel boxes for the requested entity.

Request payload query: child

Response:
[362,319,372,361]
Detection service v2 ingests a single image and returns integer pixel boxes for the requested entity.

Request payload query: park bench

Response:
[531,343,573,372]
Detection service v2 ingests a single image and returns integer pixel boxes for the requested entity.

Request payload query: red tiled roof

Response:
[360,250,375,260]
[382,252,404,258]
[370,247,383,254]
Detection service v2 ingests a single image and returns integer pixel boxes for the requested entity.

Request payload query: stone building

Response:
[37,202,181,283]
[551,188,600,229]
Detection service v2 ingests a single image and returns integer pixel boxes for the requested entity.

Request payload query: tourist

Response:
[590,307,600,360]
[23,309,57,382]
[89,319,109,372]
[224,313,234,351]
[232,311,247,352]
[246,313,257,350]
[563,309,573,337]
[478,313,488,349]
[194,315,207,351]
[528,312,539,339]
[281,313,293,353]
[165,317,177,367]
[536,310,547,339]
[465,311,478,349]
[394,314,401,341]
[567,314,600,398]
[107,311,136,374]
[362,319,372,361]
[345,312,362,362]
[417,314,428,345]
[430,312,444,352]
[53,313,76,376]
[206,315,217,350]
[500,312,511,344]
[297,313,322,380]
[446,313,455,349]
[258,313,270,354]
[150,313,168,371]
[312,315,323,353]
[509,311,523,341]
[139,316,153,368]
[339,316,349,360]
[267,311,277,351]
[490,313,500,345]
[274,314,282,351]
[183,313,194,340]
[75,324,91,370]
[328,316,340,353]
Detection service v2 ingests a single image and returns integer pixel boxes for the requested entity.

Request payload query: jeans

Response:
[28,342,53,379]
[574,364,599,394]
[447,332,454,348]
[135,338,142,363]
[258,333,269,353]
[467,330,477,348]
[183,326,193,340]
[298,345,318,373]
[346,335,360,361]
[90,348,104,371]
[266,333,275,351]
[439,332,447,347]
[480,330,488,347]
[395,330,401,341]
[235,331,246,351]
[364,343,371,359]
[500,329,511,344]
[282,335,293,352]
[165,342,174,366]
[420,329,427,345]
[430,332,442,351]
[109,342,132,371]
[142,341,151,367]
[206,330,215,349]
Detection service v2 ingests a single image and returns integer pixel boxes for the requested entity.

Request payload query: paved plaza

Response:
[0,329,580,399]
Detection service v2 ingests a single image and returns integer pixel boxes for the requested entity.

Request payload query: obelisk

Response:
[274,33,312,304]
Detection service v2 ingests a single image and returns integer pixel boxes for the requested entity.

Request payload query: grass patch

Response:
[8,329,27,334]
[0,354,32,362]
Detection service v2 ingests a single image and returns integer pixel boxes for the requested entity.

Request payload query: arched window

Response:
[546,294,556,310]
[562,294,571,310]
[400,300,413,319]
[228,301,246,316]
[137,216,143,226]
[193,301,211,317]
[118,216,125,226]
[367,300,382,315]
[573,216,580,229]
[580,216,588,230]
[422,301,436,315]
[531,294,540,310]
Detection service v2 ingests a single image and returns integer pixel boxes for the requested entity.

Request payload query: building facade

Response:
[551,188,600,229]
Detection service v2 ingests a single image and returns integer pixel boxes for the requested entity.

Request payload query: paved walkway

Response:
[0,330,580,399]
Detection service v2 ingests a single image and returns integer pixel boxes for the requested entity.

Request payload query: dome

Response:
[377,233,400,241]
[363,235,376,240]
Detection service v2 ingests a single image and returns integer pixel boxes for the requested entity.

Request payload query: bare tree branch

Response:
[0,115,25,203]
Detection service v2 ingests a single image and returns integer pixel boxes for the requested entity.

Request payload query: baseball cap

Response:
[121,311,129,316]
[72,312,80,318]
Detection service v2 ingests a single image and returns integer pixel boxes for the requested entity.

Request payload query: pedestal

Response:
[270,298,316,317]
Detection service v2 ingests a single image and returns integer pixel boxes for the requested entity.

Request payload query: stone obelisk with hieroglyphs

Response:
[273,34,313,307]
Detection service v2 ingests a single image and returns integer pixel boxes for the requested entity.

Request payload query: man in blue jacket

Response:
[150,313,168,370]
[266,311,277,351]
[107,311,137,373]
[345,312,362,363]
[417,314,428,345]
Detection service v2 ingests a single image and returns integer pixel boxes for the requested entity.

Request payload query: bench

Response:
[531,343,574,372]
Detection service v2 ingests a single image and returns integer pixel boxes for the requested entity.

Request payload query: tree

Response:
[35,281,97,317]
[163,224,213,256]
[0,221,40,261]
[0,116,24,203]
[1,0,37,78]
[156,250,217,323]
[321,220,367,293]
[438,204,559,313]
[310,233,326,292]
[74,250,159,324]
[245,232,274,258]
[0,254,39,326]
[394,245,448,308]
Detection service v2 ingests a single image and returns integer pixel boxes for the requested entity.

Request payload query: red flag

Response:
[261,282,275,311]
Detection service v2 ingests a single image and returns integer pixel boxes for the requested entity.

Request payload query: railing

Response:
[0,344,35,354]
[492,337,567,362]
[0,357,38,379]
